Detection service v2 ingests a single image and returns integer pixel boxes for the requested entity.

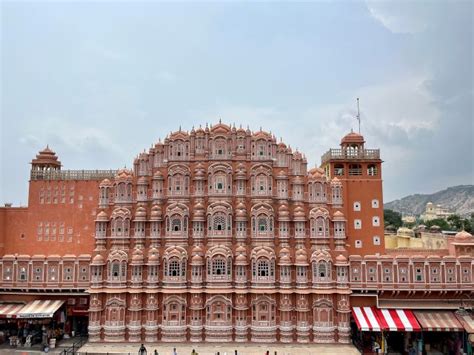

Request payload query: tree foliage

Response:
[384,209,402,229]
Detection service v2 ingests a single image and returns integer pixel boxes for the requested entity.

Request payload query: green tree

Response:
[424,218,451,231]
[384,209,402,229]
[447,214,462,230]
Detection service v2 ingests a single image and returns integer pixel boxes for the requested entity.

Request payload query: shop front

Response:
[351,306,421,354]
[351,306,474,355]
[0,299,65,350]
[455,310,474,355]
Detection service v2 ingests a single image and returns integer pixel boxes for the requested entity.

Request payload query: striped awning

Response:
[0,303,25,318]
[375,308,421,332]
[352,307,383,331]
[352,307,421,332]
[17,300,64,319]
[455,312,474,334]
[414,311,464,331]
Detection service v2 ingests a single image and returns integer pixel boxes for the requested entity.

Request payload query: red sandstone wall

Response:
[0,207,28,256]
[1,180,100,256]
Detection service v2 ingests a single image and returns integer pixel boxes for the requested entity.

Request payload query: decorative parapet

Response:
[321,148,380,164]
[30,169,117,181]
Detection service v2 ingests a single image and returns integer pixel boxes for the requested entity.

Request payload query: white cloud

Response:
[366,1,429,34]
[20,117,124,156]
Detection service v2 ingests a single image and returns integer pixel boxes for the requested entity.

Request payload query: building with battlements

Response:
[0,122,472,347]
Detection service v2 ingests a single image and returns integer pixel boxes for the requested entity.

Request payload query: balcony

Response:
[30,169,117,181]
[321,148,380,164]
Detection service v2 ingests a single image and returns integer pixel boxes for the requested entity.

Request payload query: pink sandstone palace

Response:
[0,122,472,345]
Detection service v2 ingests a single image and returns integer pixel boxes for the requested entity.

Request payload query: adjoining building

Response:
[420,202,453,221]
[0,122,472,352]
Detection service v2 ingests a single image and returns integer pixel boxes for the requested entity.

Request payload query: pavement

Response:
[77,342,362,355]
[0,336,84,354]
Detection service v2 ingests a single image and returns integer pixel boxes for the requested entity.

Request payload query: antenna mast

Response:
[356,97,361,133]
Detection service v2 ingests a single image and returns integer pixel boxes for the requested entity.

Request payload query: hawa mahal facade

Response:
[0,122,472,344]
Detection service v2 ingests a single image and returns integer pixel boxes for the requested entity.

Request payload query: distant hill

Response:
[385,185,474,217]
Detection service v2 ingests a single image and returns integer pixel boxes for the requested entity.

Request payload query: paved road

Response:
[77,342,361,355]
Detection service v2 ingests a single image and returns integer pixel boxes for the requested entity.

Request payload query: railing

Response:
[61,335,87,355]
[321,148,380,163]
[31,169,117,181]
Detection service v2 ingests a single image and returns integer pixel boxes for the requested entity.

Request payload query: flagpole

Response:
[356,98,361,133]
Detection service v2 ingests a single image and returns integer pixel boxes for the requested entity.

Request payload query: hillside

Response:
[385,185,474,217]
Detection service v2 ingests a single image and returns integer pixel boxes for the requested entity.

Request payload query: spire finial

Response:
[356,97,361,134]
[219,118,222,124]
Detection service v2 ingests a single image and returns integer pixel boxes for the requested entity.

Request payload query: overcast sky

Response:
[1,1,473,205]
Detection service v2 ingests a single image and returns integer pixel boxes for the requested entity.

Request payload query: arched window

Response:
[169,260,180,277]
[334,164,344,176]
[112,262,120,277]
[258,217,268,232]
[171,217,181,232]
[257,259,269,277]
[313,261,331,282]
[213,213,226,231]
[367,164,378,176]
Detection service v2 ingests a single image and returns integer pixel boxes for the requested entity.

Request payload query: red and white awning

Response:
[455,312,474,334]
[0,303,25,318]
[352,307,421,332]
[414,311,464,332]
[17,300,64,319]
[352,307,383,331]
[375,308,421,332]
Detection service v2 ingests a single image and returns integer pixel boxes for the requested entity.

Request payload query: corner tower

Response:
[321,131,384,255]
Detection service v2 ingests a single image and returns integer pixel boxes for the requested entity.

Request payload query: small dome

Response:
[134,206,147,221]
[210,121,231,134]
[131,249,144,263]
[295,253,308,265]
[150,204,162,220]
[278,255,291,265]
[278,203,290,220]
[137,176,148,185]
[92,254,105,265]
[193,202,205,220]
[96,210,108,221]
[293,206,306,220]
[153,170,164,179]
[235,254,248,265]
[308,167,325,179]
[31,145,61,168]
[99,178,112,187]
[191,254,204,265]
[147,248,160,263]
[192,245,204,254]
[335,254,347,263]
[341,131,365,145]
[235,245,247,254]
[332,211,345,221]
[455,230,473,242]
[279,247,290,256]
[115,168,133,181]
[236,204,247,218]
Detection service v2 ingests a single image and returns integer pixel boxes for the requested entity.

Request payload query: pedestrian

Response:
[173,347,178,355]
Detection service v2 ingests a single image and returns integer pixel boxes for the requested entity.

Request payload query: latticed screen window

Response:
[169,260,181,276]
[112,263,120,277]
[318,263,327,278]
[171,218,181,232]
[212,258,226,276]
[257,260,269,277]
[213,215,226,231]
[258,218,268,232]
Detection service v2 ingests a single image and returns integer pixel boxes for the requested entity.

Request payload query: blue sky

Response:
[1,1,473,204]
